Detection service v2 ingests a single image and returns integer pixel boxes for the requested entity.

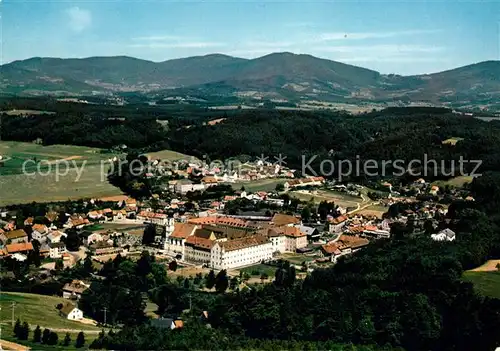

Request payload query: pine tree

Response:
[76,331,85,348]
[13,319,21,338]
[63,332,71,346]
[19,321,30,340]
[33,325,42,343]
[215,269,229,293]
[42,328,51,344]
[205,270,216,289]
[48,331,58,345]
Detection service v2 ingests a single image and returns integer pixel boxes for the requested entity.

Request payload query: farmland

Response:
[0,141,123,206]
[145,149,194,161]
[463,271,500,299]
[0,292,100,331]
[231,178,285,192]
[289,189,361,208]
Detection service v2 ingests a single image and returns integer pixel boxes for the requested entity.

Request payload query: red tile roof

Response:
[6,242,33,254]
[271,213,300,226]
[170,223,197,239]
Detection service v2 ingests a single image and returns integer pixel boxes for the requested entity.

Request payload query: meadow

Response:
[463,271,500,299]
[0,141,123,206]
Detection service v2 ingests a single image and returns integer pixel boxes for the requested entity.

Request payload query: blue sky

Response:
[1,0,499,74]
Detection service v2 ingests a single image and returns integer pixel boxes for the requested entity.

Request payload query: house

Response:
[65,216,90,229]
[31,224,49,241]
[164,223,197,256]
[150,318,184,330]
[429,185,440,196]
[59,303,83,320]
[62,280,90,300]
[0,229,28,244]
[5,242,34,255]
[49,242,67,258]
[271,213,301,227]
[85,232,104,245]
[431,228,456,242]
[328,215,348,233]
[321,235,369,262]
[298,225,320,241]
[47,231,66,244]
[24,217,34,226]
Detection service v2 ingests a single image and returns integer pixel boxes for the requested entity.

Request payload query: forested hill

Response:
[2,54,499,108]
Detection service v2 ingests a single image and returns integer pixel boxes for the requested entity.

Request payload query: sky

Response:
[1,0,499,75]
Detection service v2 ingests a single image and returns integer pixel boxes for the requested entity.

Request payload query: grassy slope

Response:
[0,141,123,205]
[463,271,500,299]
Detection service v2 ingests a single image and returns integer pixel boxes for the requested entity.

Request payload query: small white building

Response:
[49,242,67,258]
[431,228,456,242]
[60,303,83,320]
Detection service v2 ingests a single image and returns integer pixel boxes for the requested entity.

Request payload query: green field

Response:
[463,271,500,299]
[0,141,123,205]
[238,264,277,277]
[232,178,285,192]
[433,176,475,188]
[145,149,194,161]
[290,189,361,208]
[0,292,100,331]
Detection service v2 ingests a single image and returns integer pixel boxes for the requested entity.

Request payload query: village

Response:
[0,153,474,334]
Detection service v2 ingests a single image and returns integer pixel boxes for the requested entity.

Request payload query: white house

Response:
[431,228,456,242]
[49,242,67,258]
[328,215,348,233]
[31,224,49,242]
[47,231,67,244]
[60,303,83,320]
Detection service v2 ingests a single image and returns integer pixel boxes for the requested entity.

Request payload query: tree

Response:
[48,331,58,345]
[63,332,71,346]
[215,270,229,293]
[33,325,42,343]
[142,224,156,245]
[83,253,94,275]
[206,270,216,289]
[230,276,239,290]
[76,331,85,348]
[168,260,178,272]
[301,206,312,223]
[19,321,30,340]
[275,183,285,192]
[64,229,81,251]
[13,318,21,338]
[42,328,51,344]
[55,258,64,271]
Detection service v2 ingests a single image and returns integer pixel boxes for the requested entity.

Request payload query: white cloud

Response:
[315,29,440,42]
[129,42,225,49]
[242,40,295,48]
[131,35,185,42]
[129,34,225,49]
[66,7,92,33]
[314,44,445,54]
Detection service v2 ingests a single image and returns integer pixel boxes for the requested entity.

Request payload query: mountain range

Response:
[1,52,499,107]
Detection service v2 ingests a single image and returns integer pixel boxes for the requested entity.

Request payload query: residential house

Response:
[47,231,66,244]
[0,229,28,244]
[62,280,91,300]
[65,216,90,229]
[431,228,456,242]
[271,213,301,227]
[24,217,34,226]
[59,303,83,320]
[5,242,34,256]
[31,224,49,242]
[150,318,184,330]
[321,235,369,262]
[328,215,348,233]
[298,225,321,241]
[49,242,67,258]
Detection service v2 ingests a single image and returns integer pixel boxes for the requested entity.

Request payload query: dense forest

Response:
[3,100,500,181]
